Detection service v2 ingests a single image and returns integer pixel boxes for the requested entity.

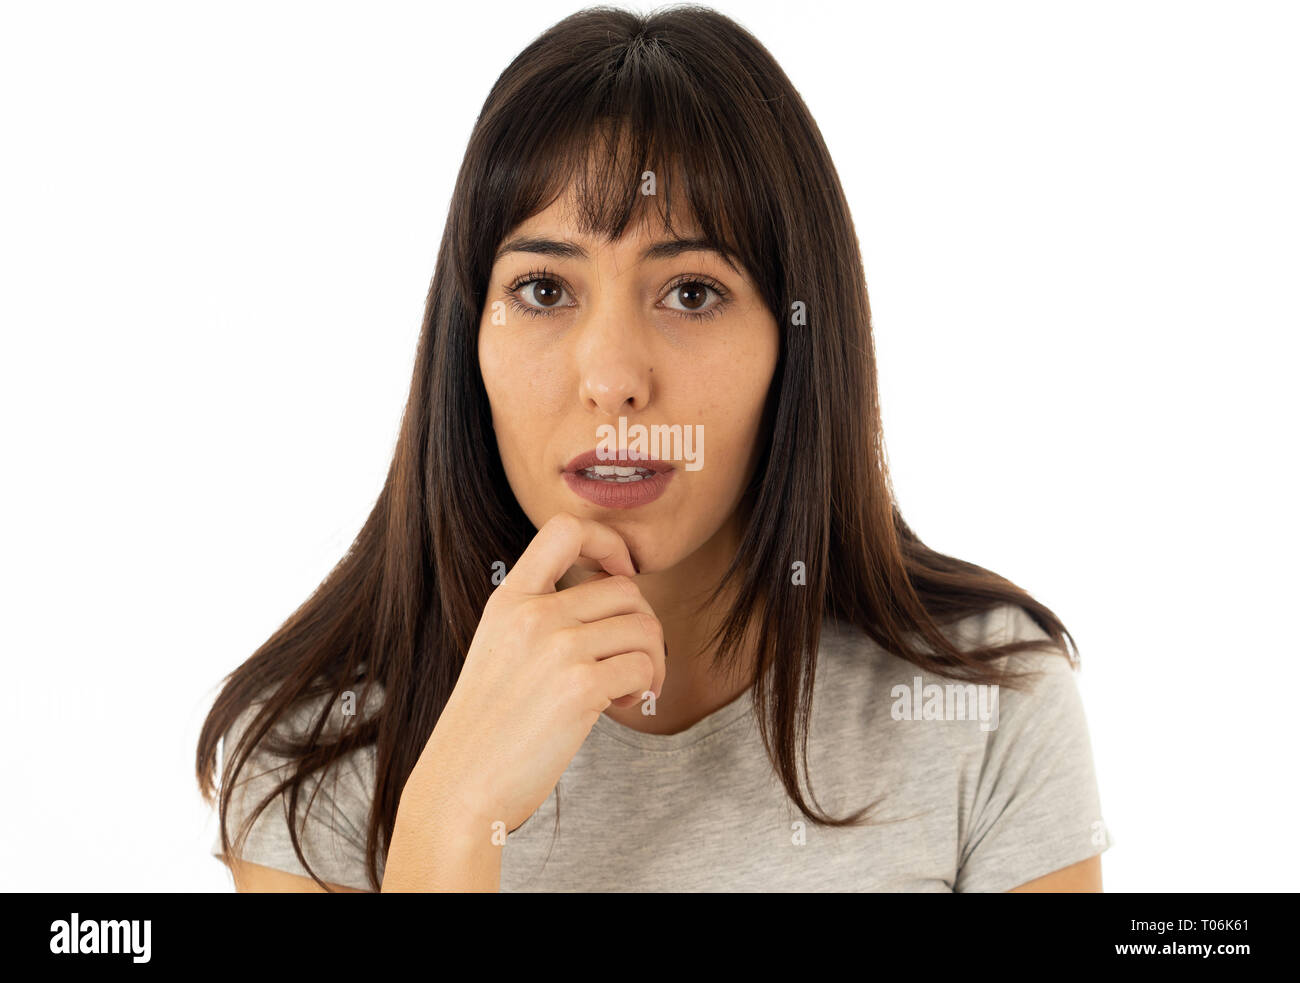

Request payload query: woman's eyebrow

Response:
[494,235,741,274]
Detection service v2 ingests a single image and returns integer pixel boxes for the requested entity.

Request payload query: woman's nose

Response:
[575,306,653,416]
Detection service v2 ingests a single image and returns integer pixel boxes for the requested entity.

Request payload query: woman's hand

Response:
[408,511,666,836]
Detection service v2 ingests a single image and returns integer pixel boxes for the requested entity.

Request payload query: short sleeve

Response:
[953,604,1112,892]
[210,688,382,891]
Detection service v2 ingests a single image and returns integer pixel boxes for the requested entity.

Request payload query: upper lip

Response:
[564,448,675,474]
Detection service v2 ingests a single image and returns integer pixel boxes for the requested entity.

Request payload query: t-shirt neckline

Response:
[591,684,756,751]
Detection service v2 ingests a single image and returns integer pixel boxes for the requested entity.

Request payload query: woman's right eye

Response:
[507,276,574,316]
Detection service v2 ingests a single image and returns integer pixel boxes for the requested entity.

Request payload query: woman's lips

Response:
[562,449,675,509]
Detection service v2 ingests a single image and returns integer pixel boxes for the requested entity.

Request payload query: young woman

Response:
[197,4,1110,892]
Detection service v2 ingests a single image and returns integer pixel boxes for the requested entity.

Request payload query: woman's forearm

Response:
[381,772,502,892]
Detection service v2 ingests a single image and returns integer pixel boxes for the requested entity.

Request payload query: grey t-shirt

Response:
[210,602,1111,891]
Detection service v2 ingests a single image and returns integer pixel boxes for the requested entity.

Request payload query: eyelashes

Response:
[501,266,731,322]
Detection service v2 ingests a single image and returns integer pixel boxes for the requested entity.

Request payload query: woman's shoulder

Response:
[228,676,386,735]
[943,601,1074,671]
[817,602,1094,780]
[220,678,386,793]
[817,602,1079,724]
[821,602,1066,668]
[213,679,386,888]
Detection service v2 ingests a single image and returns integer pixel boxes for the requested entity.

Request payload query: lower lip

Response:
[562,469,675,509]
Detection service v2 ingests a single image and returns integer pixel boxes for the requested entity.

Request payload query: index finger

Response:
[500,512,636,595]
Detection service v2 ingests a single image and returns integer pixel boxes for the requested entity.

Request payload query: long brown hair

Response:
[197,3,1077,892]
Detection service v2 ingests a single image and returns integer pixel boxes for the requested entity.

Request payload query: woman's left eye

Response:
[661,281,725,318]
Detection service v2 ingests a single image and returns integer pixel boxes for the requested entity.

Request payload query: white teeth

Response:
[579,464,653,483]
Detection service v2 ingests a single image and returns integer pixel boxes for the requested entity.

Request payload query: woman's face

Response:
[478,188,779,575]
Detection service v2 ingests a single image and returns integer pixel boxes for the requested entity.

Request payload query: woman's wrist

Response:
[382,768,504,892]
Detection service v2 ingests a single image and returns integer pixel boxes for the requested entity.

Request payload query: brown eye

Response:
[521,278,567,308]
[674,283,708,310]
[662,279,725,317]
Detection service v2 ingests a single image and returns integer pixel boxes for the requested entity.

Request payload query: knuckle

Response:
[514,599,546,636]
[569,664,601,704]
[636,611,662,640]
[608,574,637,597]
[546,624,574,658]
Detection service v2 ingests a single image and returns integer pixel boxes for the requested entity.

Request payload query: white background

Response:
[1,0,1295,892]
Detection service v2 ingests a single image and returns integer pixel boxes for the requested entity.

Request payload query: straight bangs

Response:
[454,34,790,324]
